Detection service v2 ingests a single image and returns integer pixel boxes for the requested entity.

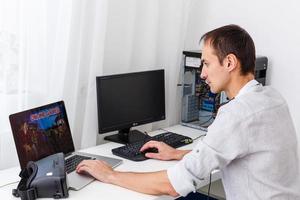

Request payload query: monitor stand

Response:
[104,128,150,144]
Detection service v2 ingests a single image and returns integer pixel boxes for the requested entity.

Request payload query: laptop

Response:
[9,101,122,190]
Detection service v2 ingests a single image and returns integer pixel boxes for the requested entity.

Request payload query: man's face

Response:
[200,42,229,93]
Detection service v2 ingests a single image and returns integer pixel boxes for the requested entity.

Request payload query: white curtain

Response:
[0,0,192,169]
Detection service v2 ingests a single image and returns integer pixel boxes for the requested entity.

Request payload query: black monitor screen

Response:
[96,69,165,143]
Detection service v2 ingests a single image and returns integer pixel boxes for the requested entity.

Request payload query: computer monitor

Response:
[96,69,165,144]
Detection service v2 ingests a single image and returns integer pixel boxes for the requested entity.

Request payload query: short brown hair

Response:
[200,24,256,75]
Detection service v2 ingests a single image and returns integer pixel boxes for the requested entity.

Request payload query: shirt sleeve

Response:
[167,139,227,196]
[167,103,250,197]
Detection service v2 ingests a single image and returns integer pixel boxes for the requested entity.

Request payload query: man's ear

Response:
[224,53,238,72]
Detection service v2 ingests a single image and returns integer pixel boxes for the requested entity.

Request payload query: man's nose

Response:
[200,68,206,79]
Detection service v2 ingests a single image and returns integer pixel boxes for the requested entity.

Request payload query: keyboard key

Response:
[65,155,92,173]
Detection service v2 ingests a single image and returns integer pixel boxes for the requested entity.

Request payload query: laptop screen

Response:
[9,101,75,169]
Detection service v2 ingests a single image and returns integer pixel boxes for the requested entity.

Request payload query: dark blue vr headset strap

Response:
[12,162,38,200]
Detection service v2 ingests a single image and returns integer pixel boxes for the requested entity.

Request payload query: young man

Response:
[76,25,300,199]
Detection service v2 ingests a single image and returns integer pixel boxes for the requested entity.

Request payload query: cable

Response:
[198,114,213,118]
[158,128,170,133]
[0,181,19,189]
[192,134,206,141]
[198,116,215,127]
[207,172,212,200]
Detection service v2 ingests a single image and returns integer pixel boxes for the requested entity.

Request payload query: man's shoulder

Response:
[240,85,286,108]
[219,86,287,118]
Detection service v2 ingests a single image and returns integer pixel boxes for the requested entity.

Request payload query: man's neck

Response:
[225,73,255,99]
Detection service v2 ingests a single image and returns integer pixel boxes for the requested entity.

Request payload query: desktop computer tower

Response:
[254,56,268,85]
[180,50,268,131]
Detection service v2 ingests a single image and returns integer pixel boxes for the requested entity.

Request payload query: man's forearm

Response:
[107,170,179,197]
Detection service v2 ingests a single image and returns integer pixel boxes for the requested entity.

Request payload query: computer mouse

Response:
[142,147,159,154]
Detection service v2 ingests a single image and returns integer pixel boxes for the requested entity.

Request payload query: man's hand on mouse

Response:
[140,141,184,161]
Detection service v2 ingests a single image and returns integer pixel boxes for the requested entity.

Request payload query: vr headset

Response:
[13,153,68,200]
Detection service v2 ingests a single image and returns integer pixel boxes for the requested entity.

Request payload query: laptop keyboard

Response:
[65,154,93,174]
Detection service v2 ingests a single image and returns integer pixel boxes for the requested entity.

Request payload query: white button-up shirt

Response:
[167,80,300,199]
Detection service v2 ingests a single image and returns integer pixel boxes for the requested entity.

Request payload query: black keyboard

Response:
[112,132,193,161]
[65,154,93,174]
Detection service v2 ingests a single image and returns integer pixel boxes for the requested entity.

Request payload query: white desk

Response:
[0,125,221,200]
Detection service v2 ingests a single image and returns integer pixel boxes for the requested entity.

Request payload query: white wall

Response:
[184,0,300,138]
[96,0,191,143]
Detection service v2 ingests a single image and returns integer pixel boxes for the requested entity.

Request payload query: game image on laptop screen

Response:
[9,101,75,169]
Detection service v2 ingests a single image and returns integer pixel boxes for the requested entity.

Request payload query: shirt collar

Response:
[235,79,260,98]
